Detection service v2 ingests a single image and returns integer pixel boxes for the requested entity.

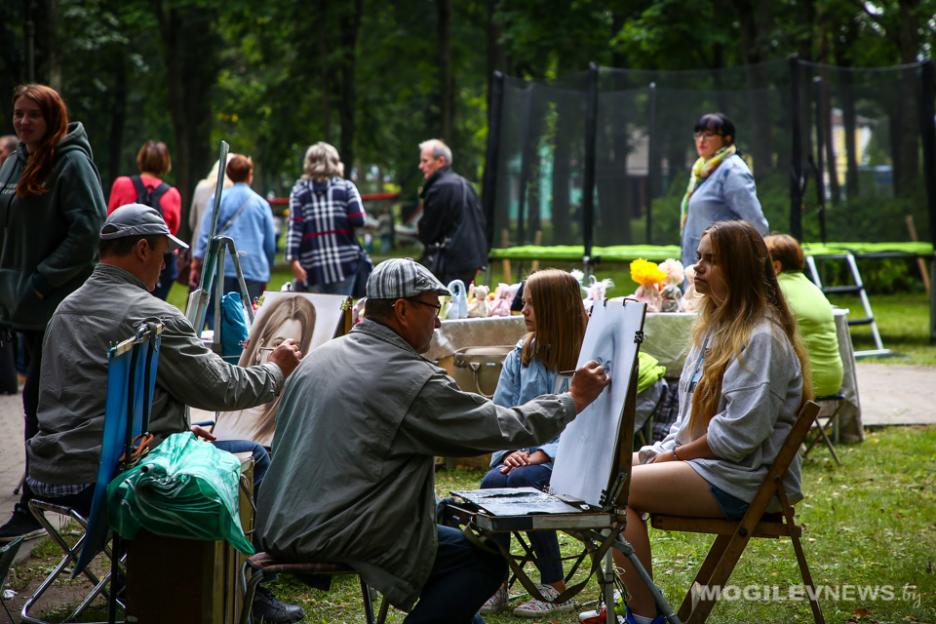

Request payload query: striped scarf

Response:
[680,144,736,230]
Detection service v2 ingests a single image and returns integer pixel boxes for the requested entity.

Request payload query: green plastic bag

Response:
[107,432,254,555]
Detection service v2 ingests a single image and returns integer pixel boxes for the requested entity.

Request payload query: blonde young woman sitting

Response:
[615,221,811,624]
[479,269,587,618]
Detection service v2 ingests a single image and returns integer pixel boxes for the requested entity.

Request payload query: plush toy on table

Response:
[488,283,517,317]
[629,258,667,312]
[681,264,703,312]
[657,258,685,313]
[570,270,613,312]
[467,284,490,318]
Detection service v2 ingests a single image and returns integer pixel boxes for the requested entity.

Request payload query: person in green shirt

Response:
[765,234,843,397]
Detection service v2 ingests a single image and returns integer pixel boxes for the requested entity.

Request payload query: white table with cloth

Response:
[427,308,862,442]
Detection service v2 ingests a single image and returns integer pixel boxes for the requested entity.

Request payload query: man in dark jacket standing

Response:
[417,139,488,287]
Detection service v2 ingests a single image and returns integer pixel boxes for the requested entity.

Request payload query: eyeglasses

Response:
[693,131,721,141]
[408,299,442,317]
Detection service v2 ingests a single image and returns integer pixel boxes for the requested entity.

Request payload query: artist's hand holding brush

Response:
[267,339,304,378]
[569,360,610,413]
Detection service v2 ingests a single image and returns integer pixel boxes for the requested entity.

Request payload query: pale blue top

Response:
[680,154,768,268]
[489,339,570,467]
[194,183,276,283]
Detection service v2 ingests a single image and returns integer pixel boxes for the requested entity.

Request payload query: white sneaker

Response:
[512,584,575,618]
[480,584,508,614]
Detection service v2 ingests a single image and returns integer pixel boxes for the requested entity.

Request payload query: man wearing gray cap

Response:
[24,203,306,624]
[257,257,609,624]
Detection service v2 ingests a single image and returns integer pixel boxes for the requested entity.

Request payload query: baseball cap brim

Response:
[167,233,188,251]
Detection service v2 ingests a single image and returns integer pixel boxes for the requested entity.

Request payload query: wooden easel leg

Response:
[678,534,730,621]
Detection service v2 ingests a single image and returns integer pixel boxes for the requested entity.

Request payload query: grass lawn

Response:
[8,427,933,622]
[261,426,935,623]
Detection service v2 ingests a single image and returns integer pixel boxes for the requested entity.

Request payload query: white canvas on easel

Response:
[550,300,646,506]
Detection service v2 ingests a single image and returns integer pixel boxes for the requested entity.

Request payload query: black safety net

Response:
[483,59,935,251]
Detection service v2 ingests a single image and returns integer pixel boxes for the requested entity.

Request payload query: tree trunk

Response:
[31,0,62,87]
[153,1,222,217]
[316,0,333,143]
[485,0,506,126]
[733,0,772,172]
[338,0,362,177]
[106,53,127,195]
[437,0,454,145]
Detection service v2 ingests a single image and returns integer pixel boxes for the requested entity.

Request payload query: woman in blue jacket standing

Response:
[0,84,106,539]
[680,113,768,269]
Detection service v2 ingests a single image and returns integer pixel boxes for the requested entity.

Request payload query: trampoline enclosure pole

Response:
[582,63,599,270]
[789,56,803,241]
[646,82,657,245]
[918,61,936,343]
[813,77,827,244]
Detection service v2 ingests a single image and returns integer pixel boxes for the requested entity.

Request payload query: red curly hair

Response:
[13,84,69,198]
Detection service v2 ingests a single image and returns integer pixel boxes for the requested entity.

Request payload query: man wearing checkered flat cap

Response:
[257,258,610,624]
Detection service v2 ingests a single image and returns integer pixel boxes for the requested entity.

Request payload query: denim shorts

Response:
[708,483,750,520]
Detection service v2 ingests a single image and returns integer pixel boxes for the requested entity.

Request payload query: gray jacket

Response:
[638,318,804,510]
[256,319,577,610]
[27,263,284,484]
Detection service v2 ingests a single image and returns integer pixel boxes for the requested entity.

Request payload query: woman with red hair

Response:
[0,84,106,540]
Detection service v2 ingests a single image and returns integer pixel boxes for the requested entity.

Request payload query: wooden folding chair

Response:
[650,401,824,624]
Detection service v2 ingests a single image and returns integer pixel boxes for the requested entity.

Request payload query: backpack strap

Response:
[150,182,171,208]
[130,175,171,218]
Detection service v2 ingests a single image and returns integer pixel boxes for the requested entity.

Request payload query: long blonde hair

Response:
[520,269,587,372]
[689,221,811,433]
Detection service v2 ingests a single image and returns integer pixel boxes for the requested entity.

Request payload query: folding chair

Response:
[1,536,24,622]
[22,321,163,624]
[803,393,843,465]
[650,401,824,624]
[239,554,387,624]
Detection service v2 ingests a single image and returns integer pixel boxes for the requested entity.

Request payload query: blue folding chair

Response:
[23,321,163,624]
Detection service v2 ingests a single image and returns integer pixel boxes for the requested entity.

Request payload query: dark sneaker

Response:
[252,585,304,624]
[0,503,45,541]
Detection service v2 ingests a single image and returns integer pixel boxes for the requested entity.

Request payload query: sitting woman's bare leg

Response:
[613,461,723,617]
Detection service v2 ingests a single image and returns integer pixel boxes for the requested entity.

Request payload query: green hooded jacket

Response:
[0,122,106,330]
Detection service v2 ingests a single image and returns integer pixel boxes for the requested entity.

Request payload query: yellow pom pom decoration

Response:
[630,258,668,287]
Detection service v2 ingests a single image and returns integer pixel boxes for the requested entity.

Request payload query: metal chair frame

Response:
[21,501,126,624]
[803,393,844,465]
[240,554,387,624]
[0,536,24,622]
